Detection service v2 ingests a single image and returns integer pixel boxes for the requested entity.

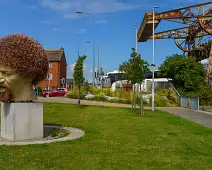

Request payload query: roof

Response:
[46,49,64,61]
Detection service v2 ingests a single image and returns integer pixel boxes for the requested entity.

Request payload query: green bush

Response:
[148,96,170,107]
[96,92,106,101]
[155,88,180,106]
[104,88,114,96]
[178,86,212,106]
[123,91,133,104]
[89,86,101,95]
[114,90,124,98]
[67,86,87,99]
[155,89,167,97]
[51,128,70,139]
[69,85,179,107]
[166,88,178,103]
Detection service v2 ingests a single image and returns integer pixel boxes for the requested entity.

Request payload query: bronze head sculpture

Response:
[0,34,49,102]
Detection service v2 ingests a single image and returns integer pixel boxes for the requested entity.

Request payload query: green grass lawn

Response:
[1,103,212,170]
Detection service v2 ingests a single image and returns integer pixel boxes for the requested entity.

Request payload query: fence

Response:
[140,82,180,98]
[180,96,199,110]
[146,82,199,110]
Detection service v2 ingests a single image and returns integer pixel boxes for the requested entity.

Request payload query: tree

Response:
[159,54,205,92]
[73,55,87,107]
[119,48,150,116]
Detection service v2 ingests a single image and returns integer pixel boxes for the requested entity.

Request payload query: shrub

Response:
[67,86,87,99]
[114,90,124,98]
[123,91,132,104]
[68,85,179,107]
[85,94,95,100]
[96,92,107,101]
[155,88,180,106]
[178,86,212,106]
[149,96,169,107]
[89,86,101,95]
[167,88,178,103]
[155,89,167,97]
[104,88,114,97]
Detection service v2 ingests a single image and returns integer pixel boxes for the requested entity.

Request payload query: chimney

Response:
[60,46,64,51]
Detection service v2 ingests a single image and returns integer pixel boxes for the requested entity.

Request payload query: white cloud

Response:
[53,27,59,31]
[38,0,142,19]
[67,64,93,82]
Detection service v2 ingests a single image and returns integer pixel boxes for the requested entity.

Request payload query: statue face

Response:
[0,65,32,102]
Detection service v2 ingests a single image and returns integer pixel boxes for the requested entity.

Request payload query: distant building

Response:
[39,47,67,90]
[106,71,125,85]
[106,70,162,85]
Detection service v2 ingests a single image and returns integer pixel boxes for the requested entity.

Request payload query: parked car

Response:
[42,88,70,97]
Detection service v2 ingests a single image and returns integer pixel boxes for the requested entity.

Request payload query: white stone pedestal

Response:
[1,102,44,141]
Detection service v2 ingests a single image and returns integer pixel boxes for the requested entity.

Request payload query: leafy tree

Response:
[119,48,150,116]
[159,54,205,92]
[73,55,87,107]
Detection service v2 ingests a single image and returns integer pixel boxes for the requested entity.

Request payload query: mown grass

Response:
[0,103,212,169]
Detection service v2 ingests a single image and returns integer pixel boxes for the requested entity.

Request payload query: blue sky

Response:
[0,0,210,82]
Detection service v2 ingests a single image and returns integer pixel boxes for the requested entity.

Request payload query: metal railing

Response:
[181,96,199,110]
[144,82,180,97]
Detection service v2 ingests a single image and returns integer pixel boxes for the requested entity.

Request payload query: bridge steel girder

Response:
[148,27,208,40]
[137,2,212,42]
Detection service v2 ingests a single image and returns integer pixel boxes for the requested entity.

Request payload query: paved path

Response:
[38,97,151,109]
[38,97,212,128]
[158,107,212,128]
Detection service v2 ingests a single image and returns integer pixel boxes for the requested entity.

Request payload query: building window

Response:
[49,62,53,68]
[47,73,53,80]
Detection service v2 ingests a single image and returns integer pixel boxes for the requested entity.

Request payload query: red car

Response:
[42,88,70,97]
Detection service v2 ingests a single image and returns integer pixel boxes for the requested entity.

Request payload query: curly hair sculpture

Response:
[0,34,49,84]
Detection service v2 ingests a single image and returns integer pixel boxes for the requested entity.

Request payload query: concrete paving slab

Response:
[158,107,212,128]
[0,126,84,146]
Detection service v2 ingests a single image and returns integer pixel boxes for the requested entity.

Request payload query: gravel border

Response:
[0,126,85,146]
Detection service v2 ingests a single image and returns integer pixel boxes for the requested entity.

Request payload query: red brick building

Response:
[39,47,67,90]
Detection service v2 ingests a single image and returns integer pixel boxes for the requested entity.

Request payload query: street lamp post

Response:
[66,68,69,88]
[97,42,103,85]
[76,11,96,87]
[98,42,100,77]
[135,20,138,53]
[77,44,80,58]
[86,41,96,86]
[152,6,159,112]
[93,41,95,87]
